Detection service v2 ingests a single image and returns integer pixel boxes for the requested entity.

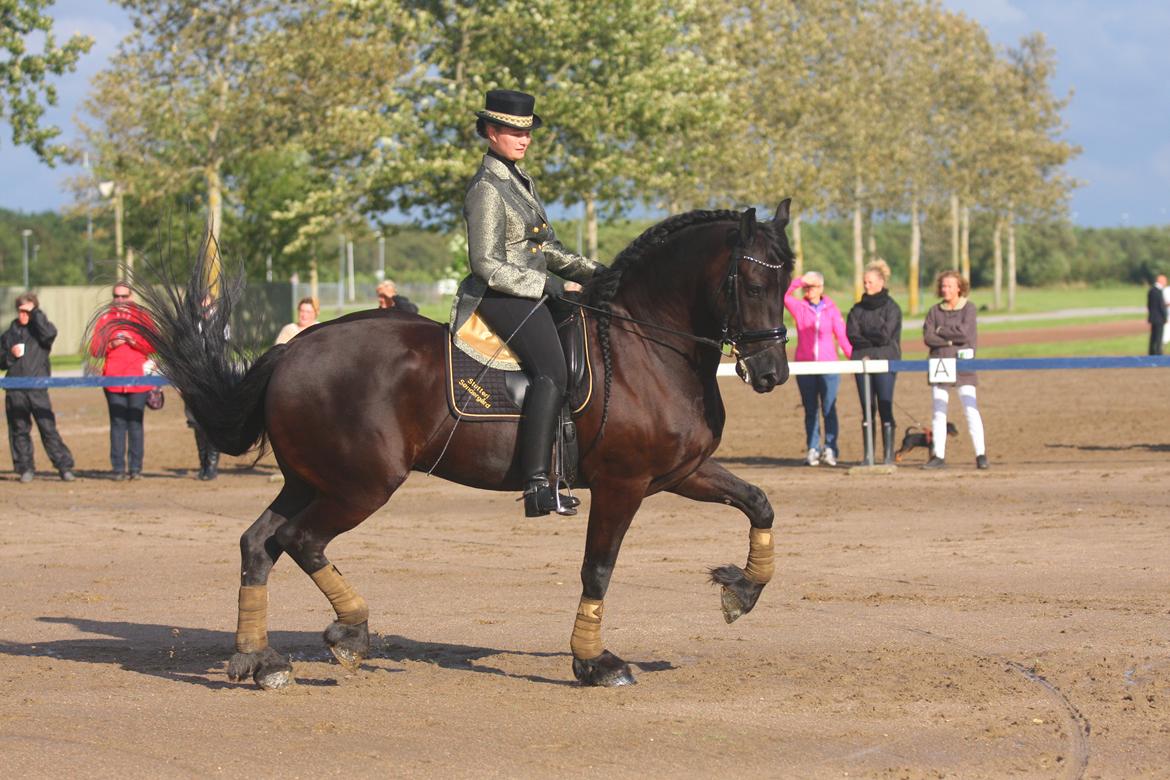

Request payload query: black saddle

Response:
[446,304,592,421]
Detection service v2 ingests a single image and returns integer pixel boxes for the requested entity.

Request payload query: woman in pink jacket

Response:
[785,271,852,466]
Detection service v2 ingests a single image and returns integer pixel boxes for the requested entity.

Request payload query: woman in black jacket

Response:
[846,260,902,464]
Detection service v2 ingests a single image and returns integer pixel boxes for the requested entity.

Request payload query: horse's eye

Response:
[746,284,764,298]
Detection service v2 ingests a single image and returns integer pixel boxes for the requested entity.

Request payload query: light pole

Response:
[21,229,32,289]
[99,180,124,275]
[376,232,385,282]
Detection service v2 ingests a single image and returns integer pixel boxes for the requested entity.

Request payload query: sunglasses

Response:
[113,293,131,300]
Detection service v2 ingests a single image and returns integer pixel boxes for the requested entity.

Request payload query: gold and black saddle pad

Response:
[445,308,594,421]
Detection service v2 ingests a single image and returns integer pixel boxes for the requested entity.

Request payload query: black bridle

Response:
[718,248,789,356]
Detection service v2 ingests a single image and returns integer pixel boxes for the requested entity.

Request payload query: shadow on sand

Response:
[0,616,674,689]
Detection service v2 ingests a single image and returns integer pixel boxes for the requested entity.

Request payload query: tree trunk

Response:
[960,204,970,281]
[992,216,1003,310]
[909,197,921,315]
[205,162,224,294]
[950,193,959,269]
[866,212,877,264]
[1007,209,1017,312]
[792,212,803,278]
[852,178,864,300]
[585,195,598,259]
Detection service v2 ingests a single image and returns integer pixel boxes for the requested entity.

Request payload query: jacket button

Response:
[532,226,539,233]
[541,223,547,229]
[530,247,537,254]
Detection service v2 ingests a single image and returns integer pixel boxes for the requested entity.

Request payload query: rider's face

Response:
[487,124,532,162]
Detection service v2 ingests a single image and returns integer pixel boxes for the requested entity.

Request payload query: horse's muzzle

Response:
[735,346,789,393]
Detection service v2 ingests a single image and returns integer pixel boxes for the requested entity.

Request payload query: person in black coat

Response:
[1147,274,1166,356]
[375,280,419,315]
[0,293,75,482]
[846,260,902,464]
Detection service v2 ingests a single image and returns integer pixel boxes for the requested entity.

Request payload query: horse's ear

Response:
[739,207,757,243]
[774,198,792,229]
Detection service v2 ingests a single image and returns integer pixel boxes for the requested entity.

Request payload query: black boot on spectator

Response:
[881,422,896,465]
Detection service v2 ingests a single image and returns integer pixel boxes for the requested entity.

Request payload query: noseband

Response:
[719,249,789,356]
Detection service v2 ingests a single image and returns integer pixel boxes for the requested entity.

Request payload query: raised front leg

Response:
[571,477,648,687]
[668,459,775,623]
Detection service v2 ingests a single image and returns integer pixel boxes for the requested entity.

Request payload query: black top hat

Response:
[475,89,543,132]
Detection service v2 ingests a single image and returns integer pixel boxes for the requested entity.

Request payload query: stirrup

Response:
[522,479,578,517]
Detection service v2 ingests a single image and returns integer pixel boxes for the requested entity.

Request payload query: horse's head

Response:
[719,199,794,393]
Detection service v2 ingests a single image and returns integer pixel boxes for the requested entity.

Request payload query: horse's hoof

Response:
[709,564,765,623]
[256,667,295,690]
[324,620,369,672]
[573,650,637,687]
[720,586,746,624]
[228,647,295,689]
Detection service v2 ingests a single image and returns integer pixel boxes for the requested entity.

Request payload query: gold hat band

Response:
[481,109,534,128]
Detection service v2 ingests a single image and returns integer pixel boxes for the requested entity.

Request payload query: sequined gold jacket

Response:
[463,155,601,300]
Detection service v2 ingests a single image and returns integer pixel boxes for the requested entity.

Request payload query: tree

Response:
[78,1,420,279]
[1,0,93,163]
[365,0,734,258]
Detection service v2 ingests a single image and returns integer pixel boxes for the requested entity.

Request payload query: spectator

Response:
[375,280,419,314]
[785,271,852,466]
[1161,280,1170,348]
[846,259,902,464]
[922,270,988,470]
[1,293,75,482]
[1146,273,1166,356]
[89,282,155,480]
[187,294,226,480]
[275,296,319,345]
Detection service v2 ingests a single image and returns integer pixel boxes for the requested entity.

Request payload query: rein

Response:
[575,250,789,357]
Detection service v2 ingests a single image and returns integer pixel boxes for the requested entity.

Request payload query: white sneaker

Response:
[820,449,837,466]
[806,448,820,466]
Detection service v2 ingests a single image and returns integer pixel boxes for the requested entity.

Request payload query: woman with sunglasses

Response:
[89,282,156,480]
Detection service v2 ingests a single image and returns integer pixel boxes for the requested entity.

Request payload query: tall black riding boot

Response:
[204,449,219,481]
[194,428,210,479]
[518,376,576,517]
[881,422,896,465]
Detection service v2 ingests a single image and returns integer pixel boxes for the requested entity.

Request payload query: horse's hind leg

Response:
[227,481,313,689]
[274,495,381,673]
[668,460,774,624]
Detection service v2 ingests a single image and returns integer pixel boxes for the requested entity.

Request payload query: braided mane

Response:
[580,208,793,450]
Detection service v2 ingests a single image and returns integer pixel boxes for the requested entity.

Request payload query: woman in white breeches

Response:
[922,270,989,470]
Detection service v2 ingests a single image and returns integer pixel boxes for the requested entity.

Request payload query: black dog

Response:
[894,422,959,463]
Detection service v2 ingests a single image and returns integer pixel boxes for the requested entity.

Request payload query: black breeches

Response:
[476,291,566,392]
[854,372,896,427]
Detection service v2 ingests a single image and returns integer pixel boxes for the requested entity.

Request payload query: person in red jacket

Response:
[89,282,156,480]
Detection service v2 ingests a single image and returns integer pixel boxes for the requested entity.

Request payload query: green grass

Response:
[823,283,1146,317]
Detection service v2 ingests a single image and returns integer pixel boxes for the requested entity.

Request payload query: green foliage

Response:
[0,0,94,162]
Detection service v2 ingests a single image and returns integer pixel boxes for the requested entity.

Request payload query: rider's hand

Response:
[543,277,565,300]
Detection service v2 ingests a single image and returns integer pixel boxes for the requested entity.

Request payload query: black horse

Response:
[131,201,794,688]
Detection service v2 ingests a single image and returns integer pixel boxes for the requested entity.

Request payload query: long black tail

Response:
[89,233,282,456]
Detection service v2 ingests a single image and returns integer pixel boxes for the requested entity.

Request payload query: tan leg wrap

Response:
[236,585,269,653]
[570,597,605,661]
[310,564,369,625]
[743,527,775,584]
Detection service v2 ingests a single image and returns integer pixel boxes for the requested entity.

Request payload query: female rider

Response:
[456,89,604,517]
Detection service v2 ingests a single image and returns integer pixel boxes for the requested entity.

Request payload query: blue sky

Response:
[2,0,1168,227]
